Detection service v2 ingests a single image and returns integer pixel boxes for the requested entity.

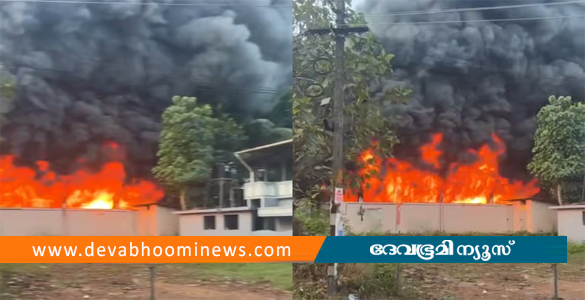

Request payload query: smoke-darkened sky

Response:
[358,0,584,179]
[0,0,292,178]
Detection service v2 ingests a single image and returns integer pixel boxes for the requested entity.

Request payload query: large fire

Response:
[0,145,164,209]
[347,133,540,204]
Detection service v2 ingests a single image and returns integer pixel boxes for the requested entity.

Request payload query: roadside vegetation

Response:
[0,263,292,300]
[293,228,584,300]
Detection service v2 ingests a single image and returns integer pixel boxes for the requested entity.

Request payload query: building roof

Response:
[174,206,255,215]
[234,139,292,164]
[507,197,556,204]
[549,203,585,210]
[234,139,292,155]
[133,199,180,210]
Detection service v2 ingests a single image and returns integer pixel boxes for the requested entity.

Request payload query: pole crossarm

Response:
[304,26,369,36]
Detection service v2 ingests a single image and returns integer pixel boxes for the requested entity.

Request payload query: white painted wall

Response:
[343,201,557,234]
[64,210,135,236]
[136,205,157,236]
[442,204,512,233]
[399,204,441,233]
[279,199,293,207]
[178,211,254,236]
[156,206,179,236]
[252,230,293,236]
[344,203,397,233]
[527,201,557,233]
[244,180,293,199]
[512,201,528,232]
[135,205,179,236]
[275,217,293,232]
[552,208,585,243]
[0,206,178,236]
[0,209,63,236]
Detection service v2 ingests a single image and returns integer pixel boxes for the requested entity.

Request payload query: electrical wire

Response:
[348,15,585,27]
[0,0,291,7]
[361,0,585,17]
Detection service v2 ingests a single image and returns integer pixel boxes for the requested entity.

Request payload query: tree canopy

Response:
[152,96,245,210]
[528,95,585,204]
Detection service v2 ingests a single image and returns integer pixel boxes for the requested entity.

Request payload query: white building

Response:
[176,139,293,236]
[550,204,585,243]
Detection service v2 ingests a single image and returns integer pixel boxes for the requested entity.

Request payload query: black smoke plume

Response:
[359,0,584,179]
[0,0,292,178]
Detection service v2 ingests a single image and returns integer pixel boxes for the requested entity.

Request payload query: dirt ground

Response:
[404,258,585,300]
[0,264,291,300]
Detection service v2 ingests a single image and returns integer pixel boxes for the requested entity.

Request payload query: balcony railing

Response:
[243,180,293,200]
[257,206,292,217]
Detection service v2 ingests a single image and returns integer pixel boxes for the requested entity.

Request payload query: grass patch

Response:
[0,264,53,299]
[567,242,585,255]
[293,263,421,300]
[0,263,292,299]
[170,263,292,291]
[0,264,50,284]
[293,233,583,299]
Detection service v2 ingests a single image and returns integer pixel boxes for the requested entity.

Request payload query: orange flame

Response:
[0,154,164,210]
[348,133,540,204]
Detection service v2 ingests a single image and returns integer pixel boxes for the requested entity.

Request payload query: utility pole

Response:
[305,0,369,295]
[328,0,346,294]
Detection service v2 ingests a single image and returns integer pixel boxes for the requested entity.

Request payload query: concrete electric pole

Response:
[306,0,369,294]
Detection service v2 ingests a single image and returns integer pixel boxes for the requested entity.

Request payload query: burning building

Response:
[347,133,540,204]
[0,141,179,236]
[0,142,164,210]
[342,134,556,234]
[0,0,291,235]
[339,0,583,233]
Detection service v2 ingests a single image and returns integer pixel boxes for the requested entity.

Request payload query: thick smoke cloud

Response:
[359,0,584,179]
[0,0,292,178]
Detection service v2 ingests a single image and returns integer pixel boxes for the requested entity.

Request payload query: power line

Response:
[353,15,585,27]
[0,0,291,7]
[361,0,585,17]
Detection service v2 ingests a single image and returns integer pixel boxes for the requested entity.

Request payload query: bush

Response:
[567,242,585,255]
[294,262,421,300]
[295,204,329,236]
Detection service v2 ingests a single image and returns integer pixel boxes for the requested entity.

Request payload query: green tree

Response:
[293,0,409,226]
[528,95,585,205]
[152,96,245,210]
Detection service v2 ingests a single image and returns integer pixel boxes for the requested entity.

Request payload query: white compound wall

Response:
[342,200,556,234]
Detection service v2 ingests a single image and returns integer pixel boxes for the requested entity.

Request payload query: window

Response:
[267,165,281,182]
[264,217,276,231]
[204,216,216,230]
[284,161,293,181]
[224,214,239,230]
[251,199,261,208]
[582,211,585,226]
[256,169,266,181]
